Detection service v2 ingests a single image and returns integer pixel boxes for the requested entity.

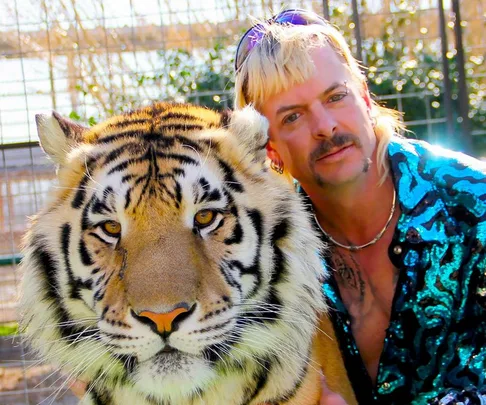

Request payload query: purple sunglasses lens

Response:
[235,10,325,70]
[274,12,312,25]
[246,25,265,50]
[243,13,312,53]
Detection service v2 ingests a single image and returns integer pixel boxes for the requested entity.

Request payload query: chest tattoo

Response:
[331,249,366,302]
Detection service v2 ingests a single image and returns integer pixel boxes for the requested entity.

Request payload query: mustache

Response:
[310,133,362,161]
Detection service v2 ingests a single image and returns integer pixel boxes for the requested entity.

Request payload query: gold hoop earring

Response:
[270,160,284,174]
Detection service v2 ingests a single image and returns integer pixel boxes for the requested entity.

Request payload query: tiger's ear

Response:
[35,112,88,165]
[226,106,269,164]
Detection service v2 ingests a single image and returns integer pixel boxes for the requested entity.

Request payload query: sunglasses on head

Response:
[234,8,329,72]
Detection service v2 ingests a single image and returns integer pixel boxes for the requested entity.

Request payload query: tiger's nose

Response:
[135,303,195,336]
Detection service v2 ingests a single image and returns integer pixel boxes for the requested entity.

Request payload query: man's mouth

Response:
[317,144,353,161]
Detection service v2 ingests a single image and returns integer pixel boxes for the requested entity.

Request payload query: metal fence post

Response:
[322,0,330,21]
[451,0,473,153]
[437,0,454,147]
[353,0,364,62]
[351,0,364,63]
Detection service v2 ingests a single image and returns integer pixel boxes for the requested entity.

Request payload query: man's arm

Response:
[414,227,486,405]
[414,387,486,405]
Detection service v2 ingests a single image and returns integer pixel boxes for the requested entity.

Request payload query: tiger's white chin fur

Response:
[134,353,215,401]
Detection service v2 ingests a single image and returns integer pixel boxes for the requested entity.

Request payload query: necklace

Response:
[313,189,397,251]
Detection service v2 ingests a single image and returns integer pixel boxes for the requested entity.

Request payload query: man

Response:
[234,8,486,405]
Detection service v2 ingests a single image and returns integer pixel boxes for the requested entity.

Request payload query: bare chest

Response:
[329,244,399,383]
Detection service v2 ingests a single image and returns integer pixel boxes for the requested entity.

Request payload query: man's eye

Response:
[329,93,347,103]
[283,112,300,125]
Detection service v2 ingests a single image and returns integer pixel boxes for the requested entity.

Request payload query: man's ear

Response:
[360,81,372,110]
[266,140,282,165]
[35,112,88,165]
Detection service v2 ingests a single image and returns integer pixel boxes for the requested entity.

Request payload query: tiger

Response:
[19,102,356,405]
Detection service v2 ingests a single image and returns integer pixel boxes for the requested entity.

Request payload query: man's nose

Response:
[310,105,337,140]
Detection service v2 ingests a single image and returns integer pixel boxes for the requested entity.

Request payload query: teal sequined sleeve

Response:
[413,224,486,404]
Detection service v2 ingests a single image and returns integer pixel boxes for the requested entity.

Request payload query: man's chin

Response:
[313,160,368,187]
[133,351,216,401]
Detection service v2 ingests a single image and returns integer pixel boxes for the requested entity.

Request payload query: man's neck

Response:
[304,162,396,247]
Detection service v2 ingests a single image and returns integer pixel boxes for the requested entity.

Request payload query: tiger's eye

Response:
[194,210,215,227]
[102,221,121,236]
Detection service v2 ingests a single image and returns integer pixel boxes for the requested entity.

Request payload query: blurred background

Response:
[0,0,484,403]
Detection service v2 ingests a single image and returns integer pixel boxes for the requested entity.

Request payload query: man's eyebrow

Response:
[275,81,346,115]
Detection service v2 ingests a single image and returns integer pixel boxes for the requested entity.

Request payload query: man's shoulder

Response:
[389,137,485,175]
[389,137,486,224]
[389,137,486,188]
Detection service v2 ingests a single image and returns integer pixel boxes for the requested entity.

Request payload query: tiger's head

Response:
[20,103,326,404]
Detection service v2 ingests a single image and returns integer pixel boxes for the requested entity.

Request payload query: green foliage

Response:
[69,111,81,121]
[150,43,235,111]
[185,43,236,110]
[364,36,485,152]
[70,43,236,127]
[0,322,18,336]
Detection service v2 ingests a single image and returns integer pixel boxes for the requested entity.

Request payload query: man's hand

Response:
[68,378,87,399]
[319,375,348,405]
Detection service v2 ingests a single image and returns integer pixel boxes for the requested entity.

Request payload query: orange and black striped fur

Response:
[19,103,356,405]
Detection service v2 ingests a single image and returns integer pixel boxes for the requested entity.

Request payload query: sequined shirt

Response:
[317,137,486,404]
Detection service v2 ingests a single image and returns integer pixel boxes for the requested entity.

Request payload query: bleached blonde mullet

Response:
[234,22,405,184]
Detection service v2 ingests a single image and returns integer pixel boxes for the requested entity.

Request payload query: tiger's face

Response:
[20,103,325,404]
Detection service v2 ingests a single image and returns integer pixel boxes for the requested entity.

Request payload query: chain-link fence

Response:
[0,0,484,403]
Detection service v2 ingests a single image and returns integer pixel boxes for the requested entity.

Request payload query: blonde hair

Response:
[234,21,405,184]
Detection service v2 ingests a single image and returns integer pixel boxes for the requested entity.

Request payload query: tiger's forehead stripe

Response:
[63,103,229,213]
[84,103,222,144]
